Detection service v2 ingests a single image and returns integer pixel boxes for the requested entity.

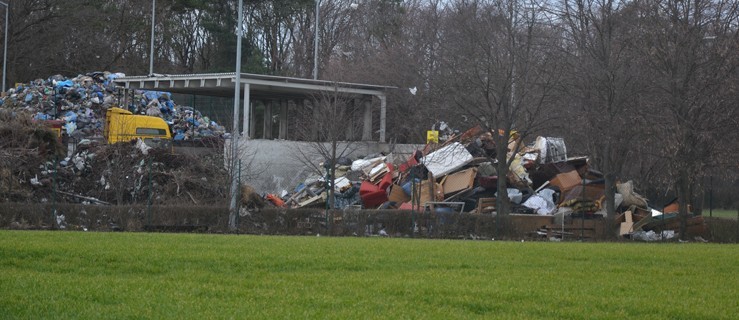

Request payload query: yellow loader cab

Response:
[104,107,172,149]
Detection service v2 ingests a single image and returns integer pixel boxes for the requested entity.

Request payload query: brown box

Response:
[549,170,582,192]
[414,180,443,205]
[561,184,605,203]
[442,167,478,196]
[388,184,411,203]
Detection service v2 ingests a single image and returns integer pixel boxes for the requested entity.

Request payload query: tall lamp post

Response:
[228,0,245,231]
[0,1,8,93]
[149,0,155,75]
[313,0,320,80]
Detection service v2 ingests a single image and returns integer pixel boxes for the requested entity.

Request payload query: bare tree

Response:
[556,0,646,220]
[439,0,562,215]
[634,0,739,238]
[323,0,447,143]
[291,84,366,209]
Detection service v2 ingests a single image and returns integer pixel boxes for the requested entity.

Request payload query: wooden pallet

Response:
[476,197,496,214]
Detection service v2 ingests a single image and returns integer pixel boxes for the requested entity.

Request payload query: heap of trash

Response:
[0,109,229,205]
[262,124,705,240]
[0,72,227,142]
[0,72,231,205]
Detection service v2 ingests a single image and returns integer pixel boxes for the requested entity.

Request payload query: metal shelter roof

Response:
[113,72,394,142]
[113,72,395,100]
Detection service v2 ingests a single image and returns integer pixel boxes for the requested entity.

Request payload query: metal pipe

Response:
[1,1,8,93]
[229,0,244,231]
[149,0,155,75]
[313,0,320,80]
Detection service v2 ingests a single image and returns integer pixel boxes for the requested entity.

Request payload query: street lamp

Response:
[0,1,8,93]
[228,0,245,231]
[313,1,359,80]
[313,0,320,80]
[149,0,155,75]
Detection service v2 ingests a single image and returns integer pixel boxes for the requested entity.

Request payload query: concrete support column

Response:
[279,100,288,139]
[249,101,257,138]
[263,100,273,139]
[345,99,356,140]
[362,98,372,141]
[379,94,386,143]
[242,82,250,138]
[311,99,320,141]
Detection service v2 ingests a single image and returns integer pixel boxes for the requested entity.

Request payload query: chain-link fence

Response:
[3,202,735,242]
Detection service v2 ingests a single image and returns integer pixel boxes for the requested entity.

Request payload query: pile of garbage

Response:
[0,110,230,205]
[0,72,227,142]
[262,124,705,240]
[0,72,232,205]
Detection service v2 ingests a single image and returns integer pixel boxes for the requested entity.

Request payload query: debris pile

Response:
[0,118,230,205]
[0,72,227,142]
[272,124,705,240]
[0,73,231,205]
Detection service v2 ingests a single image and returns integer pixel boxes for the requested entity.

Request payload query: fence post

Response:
[236,160,241,234]
[146,156,152,227]
[51,155,58,229]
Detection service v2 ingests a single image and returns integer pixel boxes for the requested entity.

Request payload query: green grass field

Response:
[1,231,737,319]
[705,209,738,220]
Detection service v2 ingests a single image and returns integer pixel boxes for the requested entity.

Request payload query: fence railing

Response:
[2,203,734,242]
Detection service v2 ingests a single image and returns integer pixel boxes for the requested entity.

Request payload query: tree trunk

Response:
[495,131,510,216]
[602,139,617,218]
[329,139,337,210]
[677,168,690,241]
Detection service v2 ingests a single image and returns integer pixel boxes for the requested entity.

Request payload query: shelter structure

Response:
[114,72,394,142]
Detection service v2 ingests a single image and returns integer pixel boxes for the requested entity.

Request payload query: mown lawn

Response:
[705,209,738,220]
[1,231,737,319]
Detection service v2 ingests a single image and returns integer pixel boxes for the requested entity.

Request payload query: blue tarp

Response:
[143,91,170,101]
[55,80,74,88]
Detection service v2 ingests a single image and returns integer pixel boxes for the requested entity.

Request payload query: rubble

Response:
[1,72,707,240]
[271,123,706,241]
[0,110,229,205]
[0,72,226,144]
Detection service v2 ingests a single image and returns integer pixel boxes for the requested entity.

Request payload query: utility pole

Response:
[228,0,244,231]
[149,0,155,75]
[1,1,8,92]
[313,0,320,80]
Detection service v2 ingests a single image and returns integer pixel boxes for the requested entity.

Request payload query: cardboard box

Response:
[388,184,411,203]
[561,184,605,203]
[413,180,443,206]
[549,170,582,192]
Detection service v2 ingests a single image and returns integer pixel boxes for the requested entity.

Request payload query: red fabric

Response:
[265,194,286,207]
[360,181,388,208]
[378,163,395,191]
[398,152,419,173]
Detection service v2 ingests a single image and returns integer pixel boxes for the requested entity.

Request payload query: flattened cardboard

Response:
[442,167,478,196]
[561,184,605,203]
[414,180,443,206]
[549,170,581,192]
[388,184,411,203]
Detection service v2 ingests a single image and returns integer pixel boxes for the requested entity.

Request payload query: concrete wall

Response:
[231,139,422,194]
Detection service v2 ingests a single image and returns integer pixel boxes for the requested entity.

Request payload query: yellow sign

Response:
[427,130,439,144]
